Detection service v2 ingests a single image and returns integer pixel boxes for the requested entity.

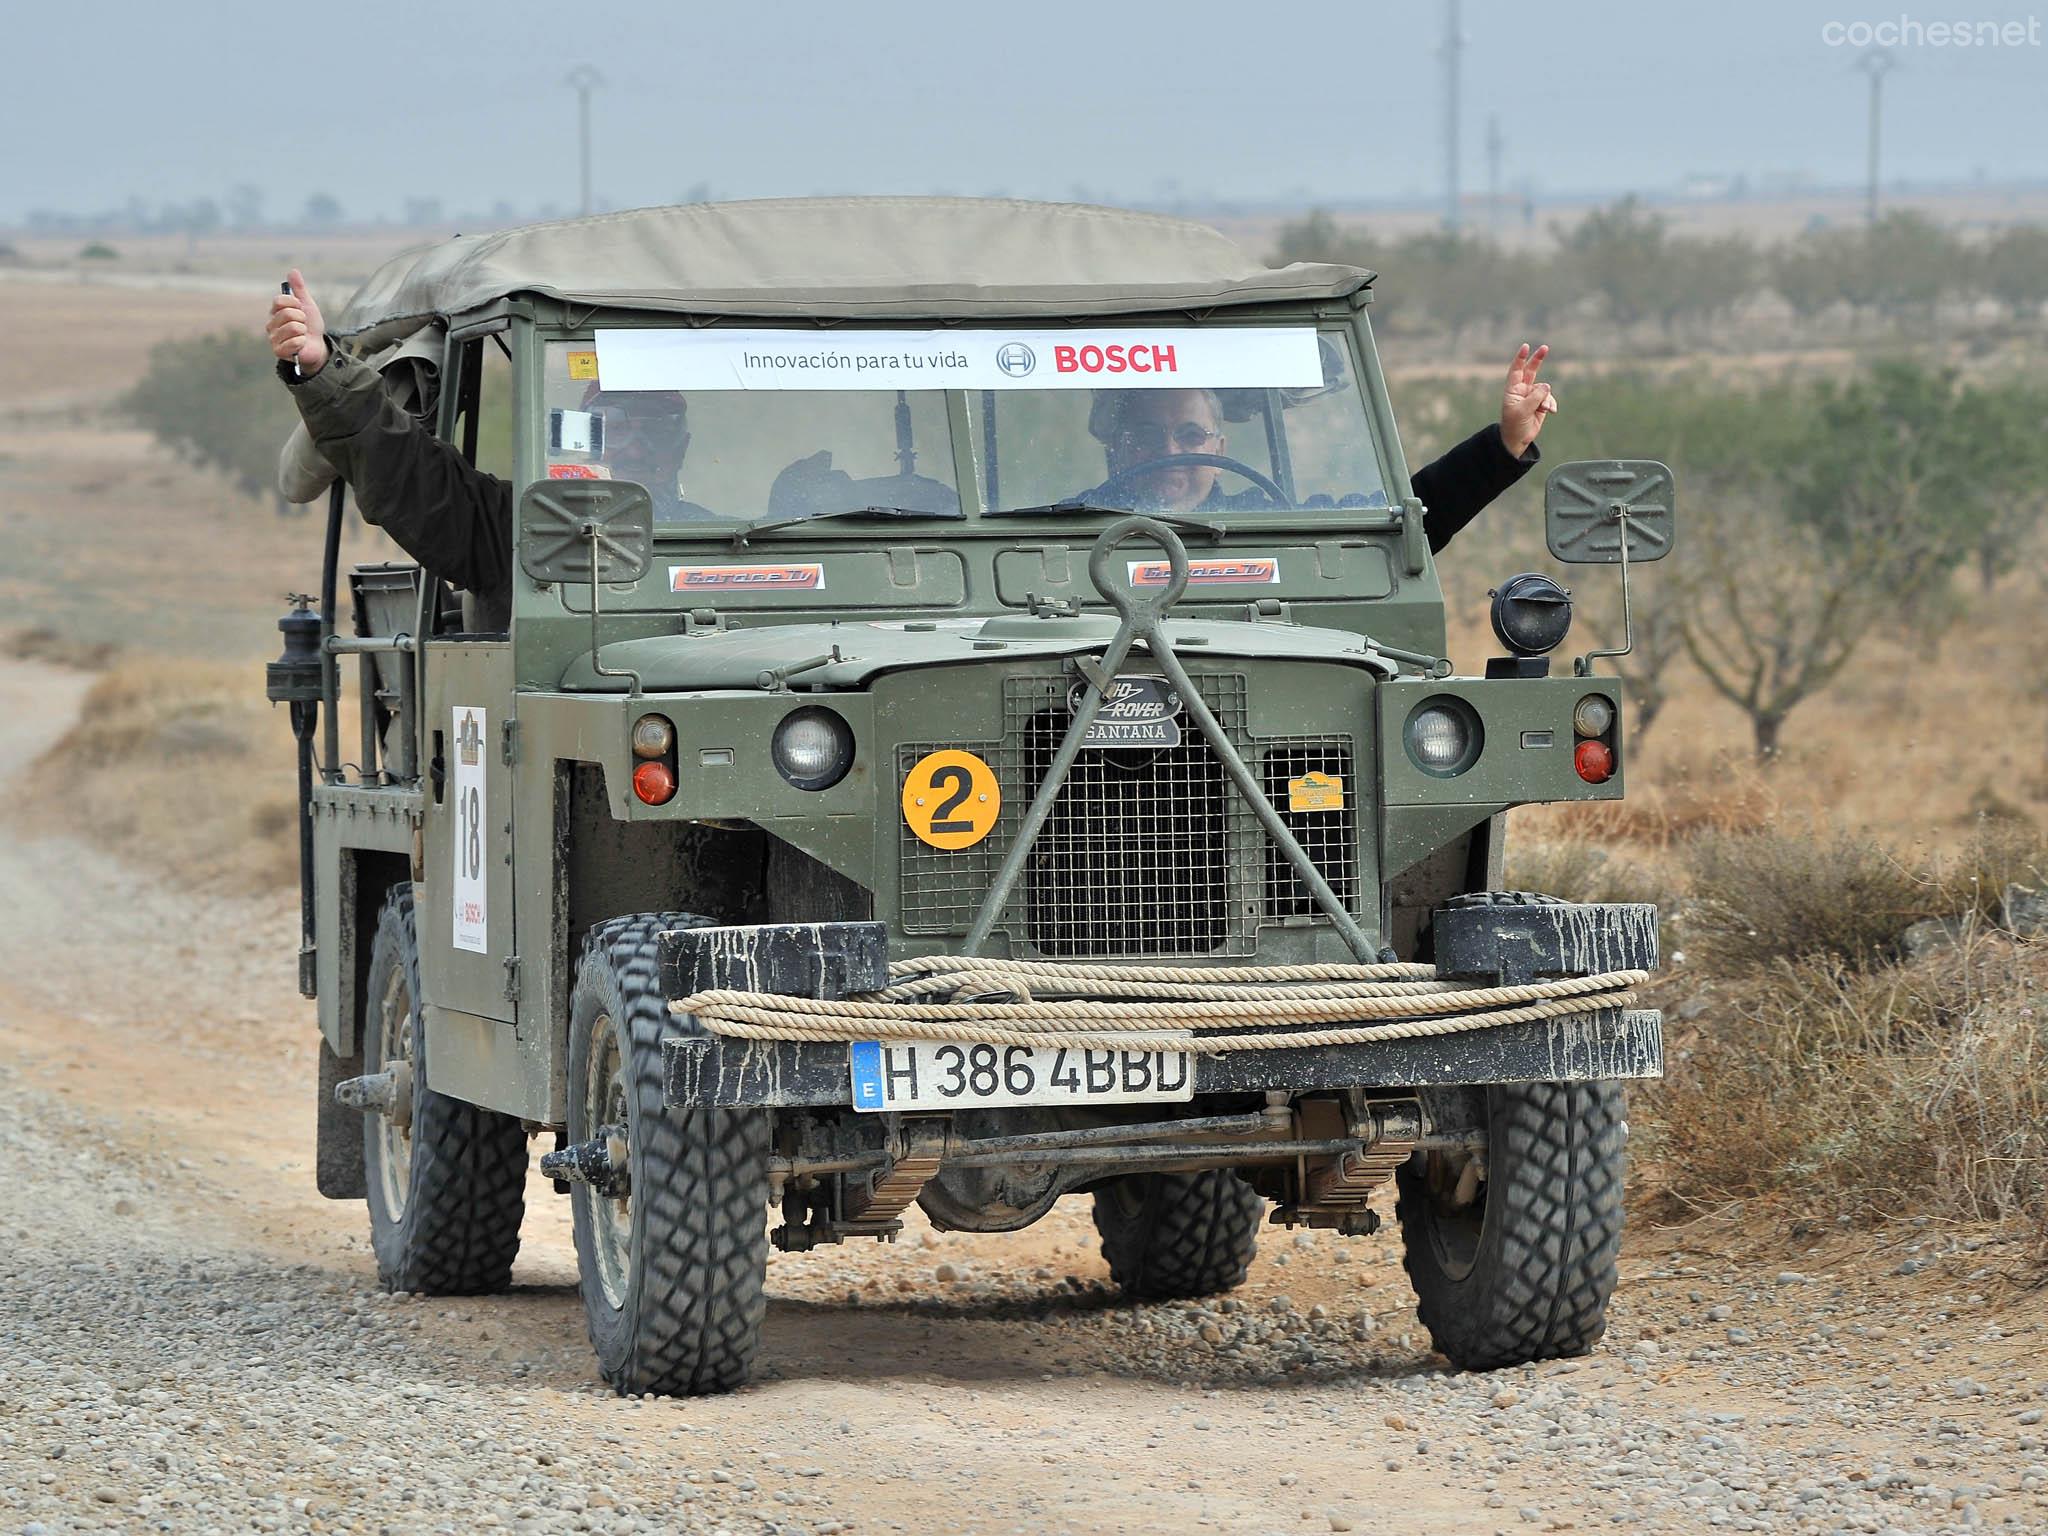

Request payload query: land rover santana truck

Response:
[269,198,1671,1398]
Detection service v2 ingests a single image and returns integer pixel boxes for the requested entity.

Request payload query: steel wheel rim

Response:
[374,963,414,1220]
[584,1011,634,1310]
[1421,1150,1485,1283]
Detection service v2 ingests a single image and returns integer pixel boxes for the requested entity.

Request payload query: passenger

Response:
[577,382,719,523]
[266,272,711,625]
[1088,343,1558,551]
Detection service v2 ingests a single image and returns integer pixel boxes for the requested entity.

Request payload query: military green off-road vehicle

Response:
[269,199,1672,1396]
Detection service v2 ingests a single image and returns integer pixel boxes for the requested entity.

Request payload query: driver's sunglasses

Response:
[1115,420,1220,455]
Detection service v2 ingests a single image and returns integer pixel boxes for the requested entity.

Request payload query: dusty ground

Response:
[2,267,2046,1536]
[1,650,2046,1536]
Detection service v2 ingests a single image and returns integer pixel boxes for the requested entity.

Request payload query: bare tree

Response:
[1671,493,1943,759]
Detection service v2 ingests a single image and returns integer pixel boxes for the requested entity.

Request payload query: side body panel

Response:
[417,641,539,1113]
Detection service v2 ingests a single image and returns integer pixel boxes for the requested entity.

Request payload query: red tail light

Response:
[632,760,677,805]
[1574,740,1614,784]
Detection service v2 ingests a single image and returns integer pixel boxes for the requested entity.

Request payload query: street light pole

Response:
[1440,0,1465,232]
[565,65,605,217]
[1855,48,1895,224]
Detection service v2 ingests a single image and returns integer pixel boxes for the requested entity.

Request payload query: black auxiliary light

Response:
[1485,572,1573,678]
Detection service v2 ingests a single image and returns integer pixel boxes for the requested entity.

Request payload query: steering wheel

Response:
[1089,452,1288,509]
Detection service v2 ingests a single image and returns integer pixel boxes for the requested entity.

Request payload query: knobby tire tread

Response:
[1093,1170,1264,1301]
[1397,1078,1626,1371]
[364,884,528,1296]
[572,913,768,1398]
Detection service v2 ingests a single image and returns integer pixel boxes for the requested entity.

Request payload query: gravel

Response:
[2,655,2046,1535]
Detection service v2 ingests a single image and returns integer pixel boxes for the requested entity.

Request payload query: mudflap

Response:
[316,1035,368,1200]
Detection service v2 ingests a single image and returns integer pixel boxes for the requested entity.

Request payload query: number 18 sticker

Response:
[901,750,1001,849]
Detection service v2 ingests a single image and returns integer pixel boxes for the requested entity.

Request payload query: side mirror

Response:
[1544,460,1676,564]
[518,479,654,585]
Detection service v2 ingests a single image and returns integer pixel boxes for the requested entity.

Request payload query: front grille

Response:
[1020,693,1251,957]
[1263,740,1360,920]
[898,669,1359,958]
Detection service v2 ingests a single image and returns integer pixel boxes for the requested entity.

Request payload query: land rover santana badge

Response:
[1068,675,1183,748]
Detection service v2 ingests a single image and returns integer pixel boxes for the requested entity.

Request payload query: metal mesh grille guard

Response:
[899,680,1356,957]
[899,517,1377,962]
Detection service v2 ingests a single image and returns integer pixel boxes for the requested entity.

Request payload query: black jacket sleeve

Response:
[1412,422,1540,555]
[279,348,513,601]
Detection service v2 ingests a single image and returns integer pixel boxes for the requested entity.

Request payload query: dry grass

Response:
[20,658,307,891]
[4,624,117,670]
[1643,934,2048,1248]
[1682,818,2047,974]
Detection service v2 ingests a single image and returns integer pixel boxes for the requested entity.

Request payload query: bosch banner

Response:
[593,328,1324,393]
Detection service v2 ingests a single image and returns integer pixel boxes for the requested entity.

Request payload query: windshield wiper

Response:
[984,503,1227,543]
[731,503,964,548]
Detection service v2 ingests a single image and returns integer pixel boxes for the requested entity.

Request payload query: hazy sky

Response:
[11,0,2047,222]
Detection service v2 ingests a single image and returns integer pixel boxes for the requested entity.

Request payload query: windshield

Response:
[541,341,961,525]
[968,329,1386,516]
[543,326,1384,526]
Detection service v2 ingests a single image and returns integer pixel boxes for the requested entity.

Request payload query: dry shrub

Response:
[3,625,117,670]
[1522,756,1777,851]
[19,658,303,890]
[1932,815,2048,924]
[1683,821,1951,973]
[1642,934,2048,1242]
[1504,835,1671,907]
[1683,817,2048,976]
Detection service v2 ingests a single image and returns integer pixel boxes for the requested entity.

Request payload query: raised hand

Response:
[1499,342,1557,457]
[267,269,329,377]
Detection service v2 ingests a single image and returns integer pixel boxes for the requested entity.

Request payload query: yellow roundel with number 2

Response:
[901,749,1002,850]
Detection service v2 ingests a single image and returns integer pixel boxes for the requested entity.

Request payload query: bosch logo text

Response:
[1054,343,1179,376]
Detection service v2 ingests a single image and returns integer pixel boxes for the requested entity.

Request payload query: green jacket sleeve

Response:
[279,348,513,602]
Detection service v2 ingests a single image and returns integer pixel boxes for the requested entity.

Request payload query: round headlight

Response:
[1572,694,1615,739]
[631,714,675,759]
[771,706,854,791]
[1489,572,1573,656]
[1404,699,1483,777]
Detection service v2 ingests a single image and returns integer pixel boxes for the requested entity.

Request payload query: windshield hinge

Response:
[681,608,728,636]
[500,718,519,766]
[502,954,522,1004]
[1027,591,1081,619]
[1246,597,1293,624]
[1398,495,1429,576]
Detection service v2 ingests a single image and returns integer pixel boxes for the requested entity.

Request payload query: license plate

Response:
[848,1040,1194,1113]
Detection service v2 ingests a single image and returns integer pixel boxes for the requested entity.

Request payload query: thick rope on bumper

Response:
[668,961,1646,1056]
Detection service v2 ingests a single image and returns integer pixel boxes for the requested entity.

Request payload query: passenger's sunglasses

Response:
[1114,420,1220,455]
[596,405,685,436]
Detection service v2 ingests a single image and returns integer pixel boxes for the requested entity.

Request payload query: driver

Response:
[1088,388,1243,514]
[1085,344,1559,551]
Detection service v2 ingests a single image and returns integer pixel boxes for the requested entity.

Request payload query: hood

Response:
[556,613,1404,693]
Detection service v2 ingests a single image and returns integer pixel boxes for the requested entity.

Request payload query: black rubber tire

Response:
[360,884,528,1294]
[1396,1079,1626,1371]
[567,913,770,1397]
[1092,1170,1264,1300]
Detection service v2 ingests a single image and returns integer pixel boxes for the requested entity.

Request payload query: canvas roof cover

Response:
[333,197,1374,344]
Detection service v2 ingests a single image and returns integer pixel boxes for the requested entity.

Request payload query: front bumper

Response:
[664,1006,1664,1109]
[656,916,1662,1111]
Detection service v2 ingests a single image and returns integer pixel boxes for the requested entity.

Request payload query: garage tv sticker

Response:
[669,564,825,592]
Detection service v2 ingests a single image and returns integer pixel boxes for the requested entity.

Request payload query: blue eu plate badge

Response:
[849,1041,886,1110]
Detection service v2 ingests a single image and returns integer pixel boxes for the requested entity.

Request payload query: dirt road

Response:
[0,653,2043,1536]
